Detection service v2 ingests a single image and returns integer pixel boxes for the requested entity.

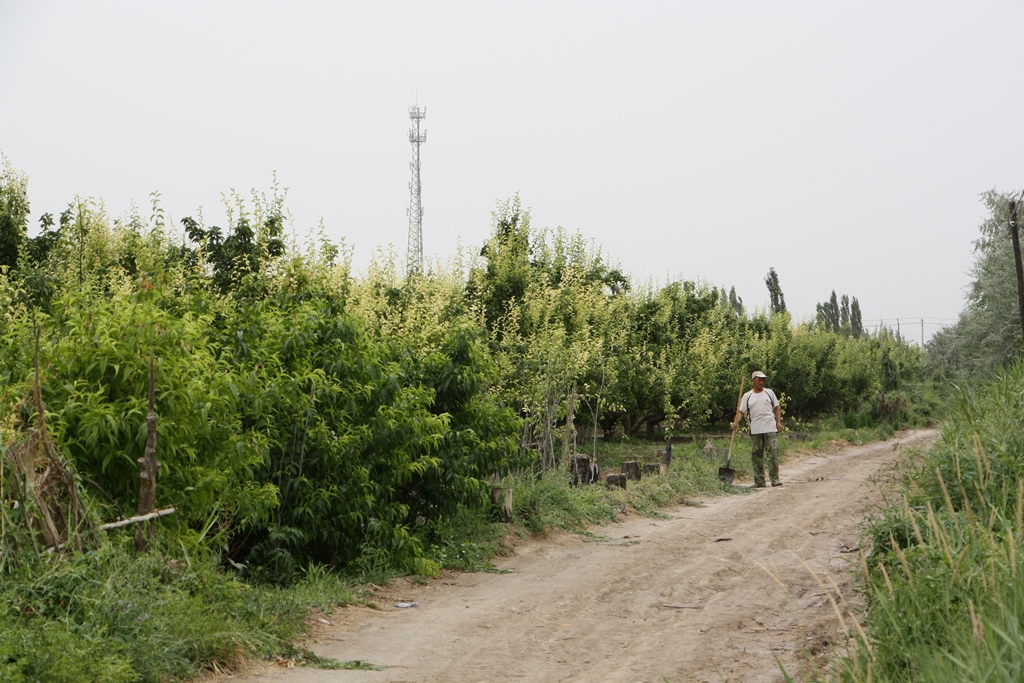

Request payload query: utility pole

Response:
[406,104,427,276]
[1009,199,1024,342]
[921,318,924,348]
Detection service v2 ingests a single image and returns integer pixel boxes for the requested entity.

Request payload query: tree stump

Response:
[623,461,641,481]
[569,454,599,487]
[491,487,513,523]
[703,441,730,461]
[643,463,660,476]
[605,473,627,489]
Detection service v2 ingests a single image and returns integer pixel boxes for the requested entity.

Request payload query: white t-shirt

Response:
[740,388,779,435]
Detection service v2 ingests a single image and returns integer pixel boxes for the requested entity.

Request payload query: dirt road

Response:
[235,429,939,683]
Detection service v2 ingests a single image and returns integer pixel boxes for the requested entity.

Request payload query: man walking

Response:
[732,370,783,488]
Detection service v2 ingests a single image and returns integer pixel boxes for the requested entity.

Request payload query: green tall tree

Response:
[927,189,1024,377]
[765,267,787,314]
[728,286,744,317]
[816,290,840,332]
[466,196,532,333]
[850,297,863,339]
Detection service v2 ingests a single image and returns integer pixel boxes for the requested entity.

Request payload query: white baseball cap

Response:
[751,371,767,379]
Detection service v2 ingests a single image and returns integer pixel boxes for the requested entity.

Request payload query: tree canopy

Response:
[0,155,931,579]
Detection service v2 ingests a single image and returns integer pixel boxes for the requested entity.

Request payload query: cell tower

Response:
[407,104,426,275]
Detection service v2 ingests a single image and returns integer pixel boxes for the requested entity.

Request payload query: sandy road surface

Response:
[232,429,939,683]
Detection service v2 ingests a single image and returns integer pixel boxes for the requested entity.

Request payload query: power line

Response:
[861,317,957,347]
[861,317,956,324]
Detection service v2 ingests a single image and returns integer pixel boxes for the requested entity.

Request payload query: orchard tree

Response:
[466,196,532,333]
[180,186,287,297]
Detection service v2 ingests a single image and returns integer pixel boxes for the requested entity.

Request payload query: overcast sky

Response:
[3,1,1023,342]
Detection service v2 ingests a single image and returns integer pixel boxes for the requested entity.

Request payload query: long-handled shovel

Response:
[718,378,745,485]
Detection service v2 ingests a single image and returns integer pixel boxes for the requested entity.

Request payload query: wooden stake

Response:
[135,352,160,551]
[101,507,176,531]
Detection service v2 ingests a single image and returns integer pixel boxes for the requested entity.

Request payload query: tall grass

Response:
[0,536,357,682]
[825,361,1024,682]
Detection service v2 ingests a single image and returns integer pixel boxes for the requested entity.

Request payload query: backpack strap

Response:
[746,389,778,413]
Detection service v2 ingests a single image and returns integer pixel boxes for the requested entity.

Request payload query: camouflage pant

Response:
[750,432,779,486]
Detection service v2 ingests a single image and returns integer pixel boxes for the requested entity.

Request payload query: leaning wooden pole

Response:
[135,352,160,551]
[1010,199,1024,344]
[102,507,175,531]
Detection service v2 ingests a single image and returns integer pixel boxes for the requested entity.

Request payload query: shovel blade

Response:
[718,466,735,485]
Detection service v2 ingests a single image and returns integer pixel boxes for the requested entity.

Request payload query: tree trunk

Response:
[135,353,160,552]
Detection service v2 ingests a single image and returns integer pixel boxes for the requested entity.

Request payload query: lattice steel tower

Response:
[407,104,427,275]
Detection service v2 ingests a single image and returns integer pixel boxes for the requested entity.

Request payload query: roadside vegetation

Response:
[804,190,1024,682]
[829,361,1024,682]
[0,151,994,681]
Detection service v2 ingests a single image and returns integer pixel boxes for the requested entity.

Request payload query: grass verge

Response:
[0,538,358,682]
[813,363,1024,682]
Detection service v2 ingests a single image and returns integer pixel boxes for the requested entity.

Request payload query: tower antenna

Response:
[407,103,426,275]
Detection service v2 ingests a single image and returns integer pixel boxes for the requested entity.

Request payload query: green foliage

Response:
[914,361,1024,516]
[815,289,863,338]
[512,470,620,534]
[0,154,29,272]
[179,183,287,298]
[34,280,276,532]
[422,504,506,572]
[218,288,507,581]
[928,189,1024,379]
[0,536,358,683]
[765,267,787,314]
[831,360,1024,682]
[0,172,519,582]
[0,154,933,587]
[0,153,951,682]
[850,297,864,339]
[468,195,533,333]
[816,290,841,332]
